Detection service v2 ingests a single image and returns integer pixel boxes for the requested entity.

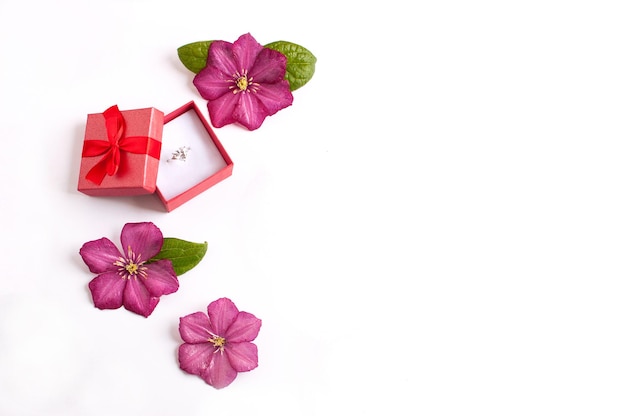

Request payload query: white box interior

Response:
[156,109,228,200]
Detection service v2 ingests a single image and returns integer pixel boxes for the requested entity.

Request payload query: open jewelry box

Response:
[77,101,233,211]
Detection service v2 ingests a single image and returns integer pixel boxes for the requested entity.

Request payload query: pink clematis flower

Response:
[193,33,294,131]
[178,298,262,389]
[79,222,179,318]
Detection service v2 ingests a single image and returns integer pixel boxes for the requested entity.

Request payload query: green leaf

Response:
[177,41,213,74]
[149,238,208,276]
[265,41,317,91]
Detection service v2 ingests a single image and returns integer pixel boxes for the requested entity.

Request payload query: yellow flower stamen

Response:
[209,335,227,352]
[113,246,148,279]
[228,69,260,95]
[236,75,248,91]
[125,262,139,275]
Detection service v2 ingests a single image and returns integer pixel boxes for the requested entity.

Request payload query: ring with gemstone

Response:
[167,146,190,162]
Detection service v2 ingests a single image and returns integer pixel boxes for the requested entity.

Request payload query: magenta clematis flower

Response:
[79,222,179,318]
[178,298,262,389]
[193,33,294,131]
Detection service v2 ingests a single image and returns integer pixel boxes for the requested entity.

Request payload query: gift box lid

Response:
[77,101,233,211]
[78,105,164,197]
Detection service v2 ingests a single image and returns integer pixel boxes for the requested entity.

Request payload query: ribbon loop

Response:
[82,105,161,185]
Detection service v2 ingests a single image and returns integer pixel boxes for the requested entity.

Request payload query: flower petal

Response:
[178,342,213,376]
[79,237,121,274]
[142,260,179,297]
[179,312,211,344]
[231,33,264,72]
[249,47,287,84]
[225,342,258,372]
[123,277,158,317]
[193,66,233,101]
[207,93,239,128]
[206,40,238,78]
[224,311,262,343]
[179,343,238,389]
[207,298,239,335]
[232,92,269,131]
[201,350,238,389]
[232,81,293,131]
[88,271,126,310]
[253,80,294,117]
[120,222,163,260]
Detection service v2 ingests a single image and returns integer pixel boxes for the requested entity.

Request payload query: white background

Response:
[1,1,626,415]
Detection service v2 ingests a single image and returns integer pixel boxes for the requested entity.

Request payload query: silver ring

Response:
[167,146,190,162]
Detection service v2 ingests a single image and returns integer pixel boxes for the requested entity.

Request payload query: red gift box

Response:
[77,102,233,211]
[77,106,163,196]
[156,101,233,212]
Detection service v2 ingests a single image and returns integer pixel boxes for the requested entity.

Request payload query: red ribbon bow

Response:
[82,105,162,185]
